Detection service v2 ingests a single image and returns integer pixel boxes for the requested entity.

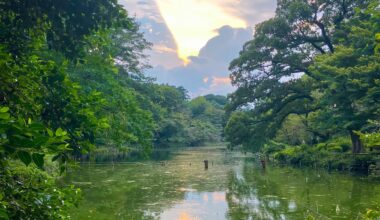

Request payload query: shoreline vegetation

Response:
[262,141,380,176]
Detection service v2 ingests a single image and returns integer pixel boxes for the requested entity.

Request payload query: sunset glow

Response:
[156,0,247,64]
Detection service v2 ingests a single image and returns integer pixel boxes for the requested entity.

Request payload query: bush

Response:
[263,141,286,155]
[361,208,380,220]
[316,137,351,153]
[0,161,81,219]
[274,146,301,163]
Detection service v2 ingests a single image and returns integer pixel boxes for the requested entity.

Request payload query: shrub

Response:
[262,141,286,155]
[317,137,351,153]
[0,161,81,219]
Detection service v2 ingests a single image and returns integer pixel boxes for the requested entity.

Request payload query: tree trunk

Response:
[349,130,363,154]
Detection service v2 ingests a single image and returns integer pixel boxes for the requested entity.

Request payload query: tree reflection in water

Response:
[226,159,380,220]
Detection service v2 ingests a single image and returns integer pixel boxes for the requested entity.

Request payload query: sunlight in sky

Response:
[156,0,247,64]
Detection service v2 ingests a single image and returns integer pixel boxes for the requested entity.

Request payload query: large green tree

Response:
[226,0,376,152]
[308,2,380,153]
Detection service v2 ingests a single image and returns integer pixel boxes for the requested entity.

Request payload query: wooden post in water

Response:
[204,160,209,170]
[260,159,266,169]
[259,153,266,169]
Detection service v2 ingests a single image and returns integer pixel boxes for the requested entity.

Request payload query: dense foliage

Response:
[155,94,226,147]
[225,0,380,162]
[0,0,226,218]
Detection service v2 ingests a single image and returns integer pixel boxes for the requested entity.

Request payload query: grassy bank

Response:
[262,140,380,176]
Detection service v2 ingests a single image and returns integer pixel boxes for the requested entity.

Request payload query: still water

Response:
[64,147,380,220]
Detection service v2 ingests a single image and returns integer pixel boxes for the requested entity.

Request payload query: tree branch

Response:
[314,21,334,53]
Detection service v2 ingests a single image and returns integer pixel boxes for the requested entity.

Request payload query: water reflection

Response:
[161,191,227,219]
[64,148,380,220]
[225,159,380,220]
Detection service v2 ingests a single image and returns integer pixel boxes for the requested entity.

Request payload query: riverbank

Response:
[261,142,380,178]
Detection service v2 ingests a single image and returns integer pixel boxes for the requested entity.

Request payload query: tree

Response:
[189,97,211,117]
[204,94,228,107]
[0,1,149,218]
[274,114,312,146]
[226,0,374,152]
[308,2,380,153]
[225,112,260,151]
[0,0,130,57]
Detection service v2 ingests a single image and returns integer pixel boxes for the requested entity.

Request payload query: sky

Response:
[120,0,277,97]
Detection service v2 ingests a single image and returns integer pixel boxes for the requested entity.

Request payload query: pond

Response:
[64,147,380,219]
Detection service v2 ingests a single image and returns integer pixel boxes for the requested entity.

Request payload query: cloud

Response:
[121,0,277,96]
[156,0,247,61]
[198,25,252,64]
[137,1,149,5]
[141,18,183,69]
[120,0,183,69]
[217,0,277,28]
[146,26,253,96]
[211,76,230,87]
[120,0,162,22]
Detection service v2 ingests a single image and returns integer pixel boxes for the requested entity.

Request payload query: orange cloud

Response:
[211,76,231,87]
[153,44,178,54]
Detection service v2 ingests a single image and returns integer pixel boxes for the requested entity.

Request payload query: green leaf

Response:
[55,128,67,136]
[47,128,54,137]
[32,153,45,169]
[0,107,9,113]
[375,33,380,41]
[29,123,45,131]
[17,151,32,166]
[56,144,70,151]
[56,128,64,136]
[33,136,49,148]
[0,113,10,120]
